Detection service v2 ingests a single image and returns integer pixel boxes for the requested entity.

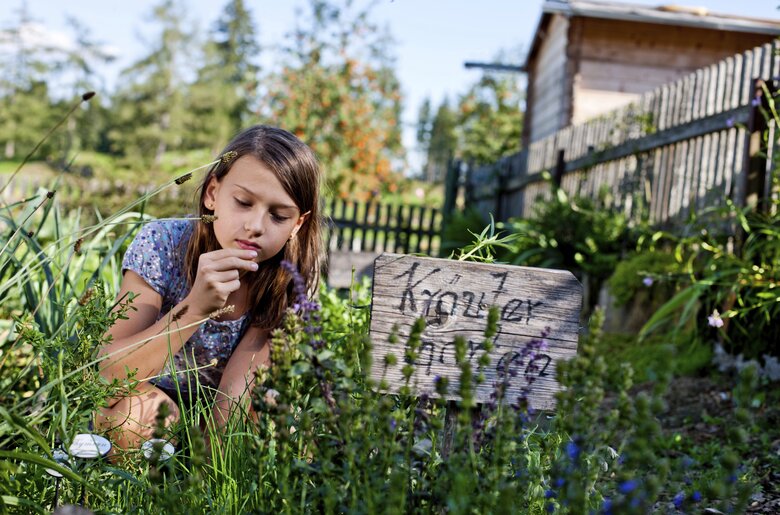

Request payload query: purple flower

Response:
[707,309,724,328]
[642,276,653,287]
[751,96,761,107]
[726,117,735,128]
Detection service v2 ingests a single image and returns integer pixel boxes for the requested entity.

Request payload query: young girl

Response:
[97,125,322,452]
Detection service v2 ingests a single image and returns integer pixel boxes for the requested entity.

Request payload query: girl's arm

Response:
[213,324,270,427]
[99,248,259,384]
[99,270,208,383]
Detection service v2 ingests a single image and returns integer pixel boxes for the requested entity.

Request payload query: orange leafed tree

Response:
[260,0,404,200]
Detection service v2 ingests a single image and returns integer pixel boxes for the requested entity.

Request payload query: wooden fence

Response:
[325,199,442,255]
[461,41,780,225]
[323,199,443,287]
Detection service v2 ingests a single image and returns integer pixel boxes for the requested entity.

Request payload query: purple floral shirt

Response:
[122,219,249,392]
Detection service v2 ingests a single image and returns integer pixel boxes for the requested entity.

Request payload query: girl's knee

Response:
[96,383,180,451]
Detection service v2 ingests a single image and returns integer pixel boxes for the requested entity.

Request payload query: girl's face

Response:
[204,155,308,263]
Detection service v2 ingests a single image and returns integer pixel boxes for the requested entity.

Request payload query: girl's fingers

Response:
[204,269,241,283]
[200,253,259,273]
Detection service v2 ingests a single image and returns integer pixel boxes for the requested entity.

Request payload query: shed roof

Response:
[523,0,780,69]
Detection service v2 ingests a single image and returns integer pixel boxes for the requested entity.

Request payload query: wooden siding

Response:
[570,18,778,126]
[526,12,779,144]
[527,14,570,143]
[464,41,780,227]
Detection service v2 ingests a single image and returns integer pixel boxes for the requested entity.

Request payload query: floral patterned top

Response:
[122,218,249,392]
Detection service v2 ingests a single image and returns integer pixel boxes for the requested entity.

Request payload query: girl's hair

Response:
[184,125,322,329]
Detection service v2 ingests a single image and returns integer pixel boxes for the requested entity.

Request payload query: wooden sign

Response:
[369,253,582,411]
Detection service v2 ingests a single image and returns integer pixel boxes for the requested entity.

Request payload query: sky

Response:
[4,0,776,170]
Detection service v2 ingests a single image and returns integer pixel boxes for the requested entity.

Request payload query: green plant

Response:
[607,250,679,307]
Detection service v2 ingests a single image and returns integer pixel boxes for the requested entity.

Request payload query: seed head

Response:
[175,172,192,185]
[73,238,84,255]
[210,304,235,319]
[78,288,95,306]
[171,305,189,323]
[221,151,238,164]
[46,190,55,199]
[81,91,96,101]
[200,214,217,224]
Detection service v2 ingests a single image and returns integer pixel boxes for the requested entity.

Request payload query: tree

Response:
[417,64,524,177]
[455,72,523,165]
[261,0,404,198]
[185,0,260,152]
[0,5,59,160]
[108,0,191,167]
[417,97,457,183]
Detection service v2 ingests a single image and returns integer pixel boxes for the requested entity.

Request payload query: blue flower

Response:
[566,441,580,461]
[691,491,702,502]
[554,477,565,488]
[546,502,555,513]
[726,116,735,128]
[601,498,613,515]
[673,492,685,508]
[618,479,638,494]
[752,96,761,106]
[545,489,556,499]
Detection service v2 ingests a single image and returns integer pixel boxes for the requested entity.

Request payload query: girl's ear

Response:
[204,176,219,210]
[290,210,311,239]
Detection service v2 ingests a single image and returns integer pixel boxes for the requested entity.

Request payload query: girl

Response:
[97,125,322,452]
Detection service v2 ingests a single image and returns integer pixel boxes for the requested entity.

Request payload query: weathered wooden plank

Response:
[714,60,726,116]
[706,63,718,117]
[740,47,755,105]
[369,253,582,409]
[723,128,737,200]
[563,105,750,174]
[361,201,371,251]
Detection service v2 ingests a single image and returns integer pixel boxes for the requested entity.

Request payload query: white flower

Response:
[264,388,280,408]
[707,309,724,328]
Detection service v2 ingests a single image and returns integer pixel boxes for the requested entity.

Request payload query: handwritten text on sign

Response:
[369,254,582,410]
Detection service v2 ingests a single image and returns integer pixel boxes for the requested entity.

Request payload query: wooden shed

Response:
[522,0,780,145]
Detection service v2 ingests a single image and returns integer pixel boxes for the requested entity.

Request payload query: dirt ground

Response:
[647,375,780,513]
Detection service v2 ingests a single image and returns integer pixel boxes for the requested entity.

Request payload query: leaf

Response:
[289,361,311,377]
[316,350,334,362]
[638,286,703,341]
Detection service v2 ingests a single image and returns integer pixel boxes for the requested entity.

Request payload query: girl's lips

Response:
[236,240,260,251]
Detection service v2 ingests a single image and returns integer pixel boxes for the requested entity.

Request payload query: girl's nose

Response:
[244,216,265,235]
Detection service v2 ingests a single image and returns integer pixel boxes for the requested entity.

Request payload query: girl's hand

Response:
[185,249,258,317]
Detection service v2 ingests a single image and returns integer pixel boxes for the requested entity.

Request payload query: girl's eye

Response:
[234,198,251,208]
[271,213,290,223]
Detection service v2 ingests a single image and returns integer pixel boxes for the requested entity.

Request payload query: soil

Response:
[641,375,780,513]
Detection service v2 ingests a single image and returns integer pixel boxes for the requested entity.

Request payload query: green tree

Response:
[185,0,260,152]
[455,72,523,165]
[108,0,191,167]
[417,97,457,182]
[261,0,404,198]
[0,6,58,160]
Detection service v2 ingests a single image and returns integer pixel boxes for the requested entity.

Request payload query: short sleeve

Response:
[122,220,180,298]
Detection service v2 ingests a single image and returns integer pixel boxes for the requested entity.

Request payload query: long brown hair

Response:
[184,125,322,329]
